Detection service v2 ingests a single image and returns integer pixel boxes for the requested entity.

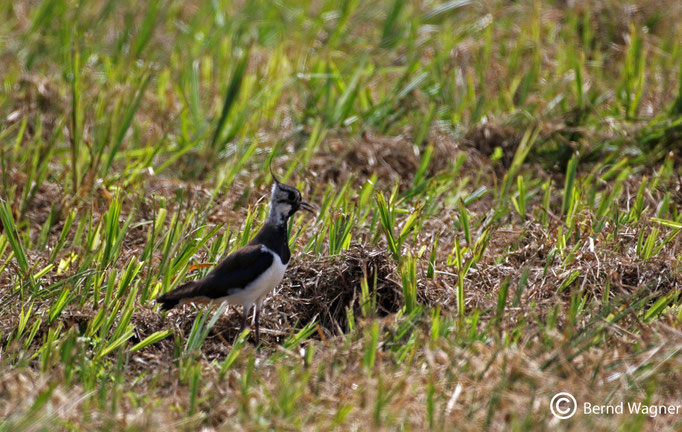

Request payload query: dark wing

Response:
[206,244,274,295]
[155,244,273,309]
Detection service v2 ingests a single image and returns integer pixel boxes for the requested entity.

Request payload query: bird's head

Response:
[268,176,316,224]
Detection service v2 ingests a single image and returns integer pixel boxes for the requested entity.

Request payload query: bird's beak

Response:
[299,201,317,214]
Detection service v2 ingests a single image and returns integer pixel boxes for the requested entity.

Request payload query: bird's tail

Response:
[155,280,202,311]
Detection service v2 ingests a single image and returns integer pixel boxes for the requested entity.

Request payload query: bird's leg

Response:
[254,303,261,347]
[239,304,249,336]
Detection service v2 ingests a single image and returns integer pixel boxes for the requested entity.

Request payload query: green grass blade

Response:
[209,49,250,150]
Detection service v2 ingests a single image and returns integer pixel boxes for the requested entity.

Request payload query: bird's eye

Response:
[287,192,295,201]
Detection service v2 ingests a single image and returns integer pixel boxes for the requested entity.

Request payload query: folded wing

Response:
[156,245,274,310]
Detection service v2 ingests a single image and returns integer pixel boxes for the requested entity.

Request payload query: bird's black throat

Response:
[249,220,291,264]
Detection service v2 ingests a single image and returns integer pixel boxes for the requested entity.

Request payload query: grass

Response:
[1,0,682,430]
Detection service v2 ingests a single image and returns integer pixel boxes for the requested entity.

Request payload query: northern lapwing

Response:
[155,175,315,345]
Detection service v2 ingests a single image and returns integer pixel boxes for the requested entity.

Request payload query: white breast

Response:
[219,246,287,308]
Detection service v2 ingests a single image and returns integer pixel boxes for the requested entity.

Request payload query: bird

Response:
[155,173,316,345]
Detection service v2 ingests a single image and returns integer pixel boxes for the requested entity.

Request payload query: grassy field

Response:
[1,0,682,430]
